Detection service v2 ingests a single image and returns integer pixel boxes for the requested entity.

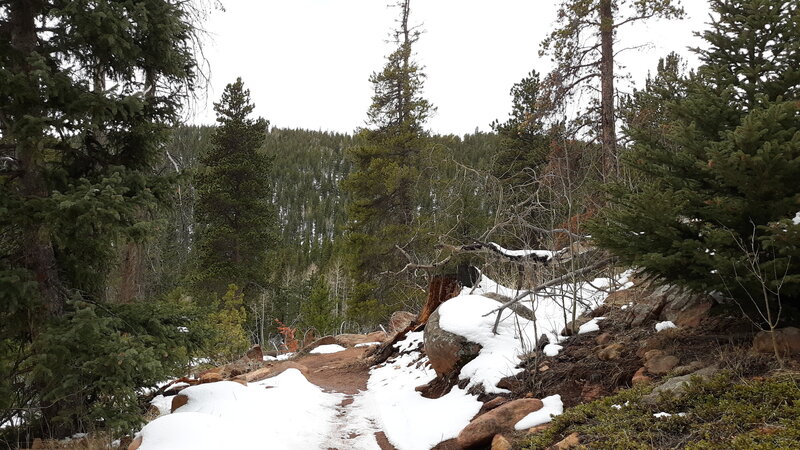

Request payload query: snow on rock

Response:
[137,370,344,450]
[354,332,482,450]
[655,321,677,332]
[514,394,564,430]
[355,341,381,348]
[578,317,605,334]
[793,211,800,225]
[543,344,563,357]
[149,394,173,416]
[310,344,347,354]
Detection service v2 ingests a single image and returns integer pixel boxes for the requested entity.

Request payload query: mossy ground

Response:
[523,372,800,449]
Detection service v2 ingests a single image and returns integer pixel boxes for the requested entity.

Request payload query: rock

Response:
[128,436,143,450]
[424,307,482,377]
[753,327,800,356]
[457,398,544,448]
[231,378,248,386]
[550,432,580,449]
[240,362,309,382]
[491,434,512,450]
[198,371,224,384]
[481,292,536,321]
[526,423,552,434]
[597,343,624,361]
[336,333,386,347]
[366,330,388,343]
[304,335,337,352]
[170,394,189,413]
[644,355,679,375]
[643,349,665,361]
[632,367,651,385]
[245,344,263,361]
[580,383,603,402]
[389,311,416,332]
[604,289,637,306]
[479,396,509,415]
[672,361,705,376]
[642,366,718,404]
[595,332,613,345]
[560,317,591,336]
[659,287,714,327]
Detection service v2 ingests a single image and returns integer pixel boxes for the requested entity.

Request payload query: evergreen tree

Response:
[0,0,203,437]
[191,78,276,299]
[342,0,433,325]
[592,0,800,319]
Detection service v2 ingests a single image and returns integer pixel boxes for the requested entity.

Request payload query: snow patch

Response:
[543,344,563,357]
[515,394,564,430]
[655,321,677,332]
[578,317,605,334]
[310,344,347,354]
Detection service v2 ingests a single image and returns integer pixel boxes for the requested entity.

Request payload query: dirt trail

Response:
[293,347,396,450]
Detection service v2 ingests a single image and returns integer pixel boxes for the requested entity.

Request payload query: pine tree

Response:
[191,78,276,299]
[541,0,684,177]
[341,0,433,325]
[592,0,800,318]
[0,0,203,437]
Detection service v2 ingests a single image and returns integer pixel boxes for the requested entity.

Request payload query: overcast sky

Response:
[193,1,712,136]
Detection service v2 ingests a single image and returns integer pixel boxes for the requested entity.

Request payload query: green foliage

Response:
[191,78,277,299]
[299,277,339,336]
[9,297,204,437]
[592,0,800,315]
[0,0,201,438]
[202,285,250,364]
[524,373,800,449]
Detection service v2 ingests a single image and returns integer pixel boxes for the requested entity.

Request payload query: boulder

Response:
[478,396,509,415]
[170,394,188,413]
[631,367,651,385]
[595,332,613,346]
[245,345,263,361]
[622,286,669,327]
[491,434,512,450]
[198,371,224,384]
[643,349,665,362]
[366,330,388,343]
[389,311,416,333]
[644,355,679,375]
[659,287,714,327]
[753,327,800,356]
[642,366,718,404]
[305,335,337,352]
[457,398,544,448]
[424,307,482,377]
[550,432,580,449]
[597,343,624,361]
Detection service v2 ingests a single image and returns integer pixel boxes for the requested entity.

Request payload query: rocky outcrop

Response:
[456,398,544,448]
[622,285,714,328]
[335,331,386,348]
[424,307,482,377]
[753,327,800,356]
[245,345,263,361]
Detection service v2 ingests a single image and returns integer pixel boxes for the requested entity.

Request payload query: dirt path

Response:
[293,347,396,450]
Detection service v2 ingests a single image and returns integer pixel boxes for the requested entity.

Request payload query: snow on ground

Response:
[137,370,344,450]
[310,344,347,354]
[350,332,482,450]
[578,317,605,334]
[135,269,633,449]
[655,320,677,332]
[515,394,564,430]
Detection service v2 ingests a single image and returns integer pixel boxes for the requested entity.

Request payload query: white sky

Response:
[193,1,712,136]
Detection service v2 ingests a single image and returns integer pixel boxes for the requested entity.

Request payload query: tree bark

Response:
[599,0,616,179]
[10,0,64,317]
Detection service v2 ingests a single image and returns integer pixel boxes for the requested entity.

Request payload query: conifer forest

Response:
[1,0,799,448]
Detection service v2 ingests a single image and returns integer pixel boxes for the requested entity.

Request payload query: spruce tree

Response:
[0,0,203,438]
[342,0,433,326]
[592,0,800,319]
[191,78,276,300]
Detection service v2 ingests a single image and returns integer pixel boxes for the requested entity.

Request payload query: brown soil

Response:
[292,346,397,450]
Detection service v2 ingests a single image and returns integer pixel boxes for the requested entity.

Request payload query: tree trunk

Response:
[10,0,64,317]
[599,0,616,179]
